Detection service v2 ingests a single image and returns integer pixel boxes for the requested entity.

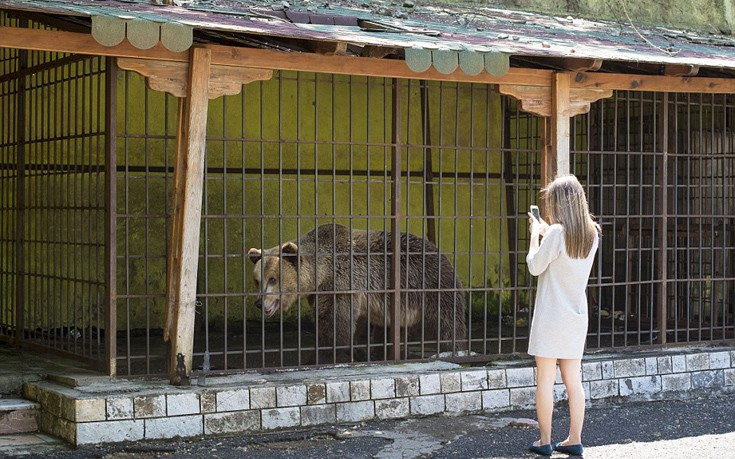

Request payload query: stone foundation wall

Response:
[23,347,735,446]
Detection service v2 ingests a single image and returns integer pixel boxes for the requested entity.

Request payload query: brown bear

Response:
[247,223,466,362]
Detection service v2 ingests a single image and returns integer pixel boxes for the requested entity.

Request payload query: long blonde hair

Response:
[542,175,600,259]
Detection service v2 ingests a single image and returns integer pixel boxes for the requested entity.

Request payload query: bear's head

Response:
[247,242,302,318]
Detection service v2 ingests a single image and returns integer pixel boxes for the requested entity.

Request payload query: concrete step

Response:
[0,399,40,435]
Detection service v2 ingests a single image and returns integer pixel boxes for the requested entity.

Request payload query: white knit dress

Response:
[526,224,598,359]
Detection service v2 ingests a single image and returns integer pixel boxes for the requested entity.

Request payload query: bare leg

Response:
[559,358,585,445]
[534,356,557,445]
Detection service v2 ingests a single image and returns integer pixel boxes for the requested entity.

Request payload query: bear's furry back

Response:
[295,223,467,347]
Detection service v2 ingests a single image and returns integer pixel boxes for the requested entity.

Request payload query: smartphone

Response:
[530,205,540,222]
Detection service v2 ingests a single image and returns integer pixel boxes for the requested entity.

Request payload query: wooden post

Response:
[540,117,553,187]
[105,57,118,377]
[551,72,571,176]
[167,47,211,385]
[165,98,188,346]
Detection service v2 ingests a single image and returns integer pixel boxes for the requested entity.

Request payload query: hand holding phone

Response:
[530,205,540,222]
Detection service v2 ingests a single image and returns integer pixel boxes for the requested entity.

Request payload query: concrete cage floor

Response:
[0,342,103,396]
[0,342,104,456]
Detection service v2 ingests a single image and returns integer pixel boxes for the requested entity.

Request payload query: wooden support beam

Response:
[165,99,188,347]
[7,26,735,93]
[105,57,118,377]
[551,72,571,176]
[540,118,553,187]
[498,84,612,117]
[571,70,735,93]
[167,47,211,385]
[117,58,272,99]
[0,26,551,86]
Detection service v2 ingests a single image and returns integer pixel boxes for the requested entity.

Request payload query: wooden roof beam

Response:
[5,26,735,92]
[0,26,550,86]
[571,71,735,93]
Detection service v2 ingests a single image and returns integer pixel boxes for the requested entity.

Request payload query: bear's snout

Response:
[254,297,263,310]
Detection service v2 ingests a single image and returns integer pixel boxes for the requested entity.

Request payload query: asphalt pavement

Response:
[6,394,735,459]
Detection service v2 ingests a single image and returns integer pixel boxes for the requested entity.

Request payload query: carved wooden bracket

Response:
[498,84,613,117]
[117,58,273,99]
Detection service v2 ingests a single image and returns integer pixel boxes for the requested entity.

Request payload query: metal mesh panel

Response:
[192,75,539,372]
[0,12,19,341]
[577,91,735,349]
[0,14,109,366]
[115,71,176,376]
[111,71,734,376]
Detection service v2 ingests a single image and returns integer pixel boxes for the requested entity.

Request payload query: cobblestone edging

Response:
[22,347,735,446]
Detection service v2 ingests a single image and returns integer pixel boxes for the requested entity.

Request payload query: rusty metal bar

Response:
[14,43,25,347]
[390,78,402,361]
[420,81,436,245]
[657,93,669,344]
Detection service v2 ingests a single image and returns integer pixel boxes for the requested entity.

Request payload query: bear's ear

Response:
[247,248,262,264]
[280,242,299,266]
[280,242,298,255]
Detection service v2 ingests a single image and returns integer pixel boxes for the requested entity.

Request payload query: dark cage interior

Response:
[0,12,733,377]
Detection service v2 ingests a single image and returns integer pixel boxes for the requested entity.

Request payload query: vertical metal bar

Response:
[144,80,151,373]
[295,73,302,367]
[222,93,228,371]
[240,87,247,369]
[420,81,436,244]
[123,71,131,375]
[697,95,704,341]
[672,93,680,343]
[329,73,336,364]
[390,78,401,361]
[452,83,459,354]
[708,95,717,334]
[479,88,488,356]
[347,75,355,362]
[311,75,318,363]
[657,93,668,344]
[14,45,26,347]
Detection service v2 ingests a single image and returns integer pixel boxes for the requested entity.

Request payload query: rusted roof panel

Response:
[2,0,735,70]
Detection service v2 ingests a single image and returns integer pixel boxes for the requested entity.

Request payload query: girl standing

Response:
[526,175,600,457]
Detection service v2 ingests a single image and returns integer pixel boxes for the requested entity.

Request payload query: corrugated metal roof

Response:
[3,0,735,72]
